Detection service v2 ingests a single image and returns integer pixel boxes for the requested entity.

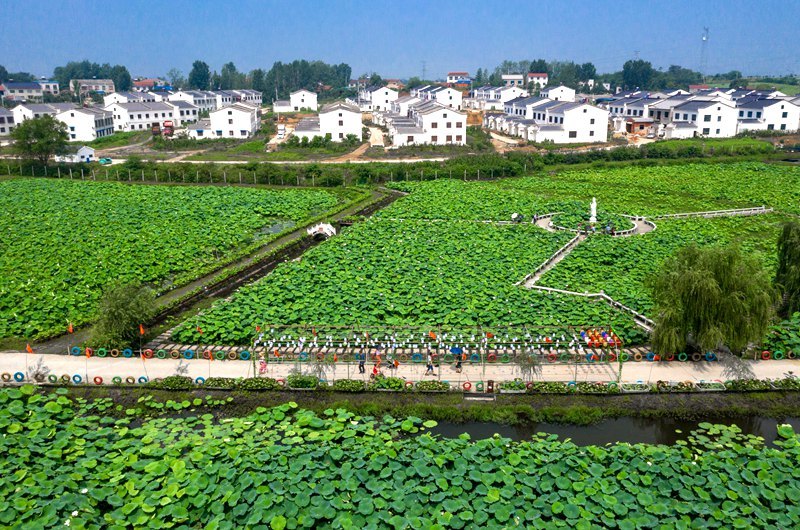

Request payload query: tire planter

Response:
[620,353,629,362]
[47,374,58,384]
[646,352,655,362]
[548,353,557,362]
[500,354,510,363]
[84,347,93,357]
[14,372,27,382]
[142,349,153,359]
[239,350,251,361]
[70,346,81,356]
[112,376,122,384]
[678,352,688,362]
[774,351,785,360]
[125,376,136,384]
[227,351,238,361]
[138,376,148,384]
[475,382,484,392]
[762,350,771,360]
[705,352,717,362]
[60,374,70,383]
[1,373,11,382]
[156,349,168,359]
[183,350,195,360]
[298,352,309,361]
[214,351,226,361]
[633,352,643,362]
[122,349,133,358]
[487,353,497,363]
[788,351,796,360]
[691,352,702,362]
[462,381,472,391]
[93,376,103,385]
[665,353,675,362]
[470,353,480,363]
[96,348,108,358]
[110,349,120,358]
[72,374,82,384]
[607,353,617,362]
[195,377,205,385]
[412,353,423,363]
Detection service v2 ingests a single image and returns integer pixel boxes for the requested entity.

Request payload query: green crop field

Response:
[2,387,800,529]
[0,179,345,340]
[174,161,798,348]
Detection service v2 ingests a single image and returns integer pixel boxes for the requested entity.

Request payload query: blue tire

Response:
[13,372,25,382]
[72,374,82,384]
[183,349,194,359]
[299,352,308,361]
[412,353,423,363]
[239,350,251,361]
[70,346,81,356]
[470,353,481,363]
[138,376,148,384]
[585,353,594,363]
[705,352,717,362]
[122,348,133,358]
[195,377,205,385]
[646,352,656,362]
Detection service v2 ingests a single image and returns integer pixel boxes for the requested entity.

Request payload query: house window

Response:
[229,131,234,136]
[446,122,451,128]
[590,131,595,136]
[241,130,247,136]
[739,111,744,117]
[590,118,595,124]
[228,119,233,124]
[446,135,452,142]
[715,129,720,134]
[443,113,447,118]
[768,124,775,130]
[782,112,788,118]
[691,114,696,121]
[431,122,437,128]
[747,111,753,118]
[431,136,438,142]
[197,130,204,137]
[407,136,413,143]
[338,120,343,126]
[228,110,232,115]
[702,128,710,135]
[781,124,787,130]
[339,133,344,139]
[755,112,761,118]
[568,131,577,138]
[455,135,462,142]
[704,115,711,122]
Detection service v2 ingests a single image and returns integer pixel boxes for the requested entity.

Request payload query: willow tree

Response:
[776,221,800,318]
[649,245,776,355]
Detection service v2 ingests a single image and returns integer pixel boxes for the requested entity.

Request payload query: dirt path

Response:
[368,127,385,147]
[328,142,371,163]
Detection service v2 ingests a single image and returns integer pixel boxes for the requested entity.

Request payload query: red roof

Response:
[528,73,548,77]
[448,71,469,76]
[689,84,710,90]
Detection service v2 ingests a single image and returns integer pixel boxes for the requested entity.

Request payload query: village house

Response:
[664,100,738,139]
[540,85,576,102]
[12,102,77,124]
[0,108,15,136]
[527,73,549,88]
[502,74,524,87]
[385,101,467,147]
[290,89,318,111]
[0,82,45,102]
[187,103,260,139]
[55,145,95,164]
[485,98,608,144]
[466,86,528,110]
[447,72,470,84]
[70,79,115,95]
[56,107,114,142]
[103,91,158,106]
[294,101,363,142]
[350,86,399,112]
[167,100,200,126]
[736,97,800,133]
[168,90,217,113]
[410,85,463,110]
[105,101,176,132]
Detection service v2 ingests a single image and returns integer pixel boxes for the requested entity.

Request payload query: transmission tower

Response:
[699,27,709,80]
[422,61,426,81]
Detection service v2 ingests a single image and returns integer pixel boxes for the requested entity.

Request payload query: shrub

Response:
[332,379,366,392]
[368,376,407,391]
[146,376,195,390]
[287,374,319,389]
[239,377,280,391]
[414,380,451,392]
[203,377,239,390]
[499,379,527,391]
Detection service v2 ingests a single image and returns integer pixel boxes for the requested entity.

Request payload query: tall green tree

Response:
[622,59,656,89]
[776,221,800,318]
[91,282,155,347]
[187,60,211,90]
[166,68,186,89]
[528,59,549,74]
[10,115,69,165]
[649,245,777,355]
[109,65,132,91]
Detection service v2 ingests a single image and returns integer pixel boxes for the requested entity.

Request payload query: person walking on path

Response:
[425,354,435,376]
[358,357,366,374]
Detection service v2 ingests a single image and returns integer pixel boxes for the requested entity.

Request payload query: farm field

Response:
[0,179,348,340]
[538,214,789,315]
[172,220,646,345]
[174,161,798,348]
[3,387,800,529]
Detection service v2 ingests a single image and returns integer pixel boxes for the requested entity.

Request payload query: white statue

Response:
[589,197,597,224]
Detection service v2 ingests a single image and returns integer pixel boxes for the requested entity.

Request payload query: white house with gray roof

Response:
[105,102,176,132]
[12,103,77,124]
[0,108,15,136]
[466,86,528,110]
[103,91,158,106]
[168,90,217,113]
[384,101,466,147]
[294,100,363,142]
[736,98,799,133]
[188,103,260,139]
[56,107,114,142]
[411,85,463,110]
[290,90,318,111]
[539,85,576,102]
[664,100,737,139]
[485,98,608,143]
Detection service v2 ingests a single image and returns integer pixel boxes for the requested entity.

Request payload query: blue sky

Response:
[3,0,798,79]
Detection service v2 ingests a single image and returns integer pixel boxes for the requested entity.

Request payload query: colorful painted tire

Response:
[202,350,212,360]
[84,347,93,357]
[444,353,454,362]
[183,350,194,360]
[316,352,325,360]
[762,350,771,360]
[112,376,122,384]
[567,381,577,388]
[47,374,58,383]
[195,377,205,385]
[705,352,717,362]
[470,353,480,363]
[399,354,408,362]
[608,382,619,391]
[560,353,570,363]
[226,351,237,361]
[586,353,595,363]
[276,378,286,387]
[462,381,472,391]
[607,353,617,362]
[122,349,133,358]
[138,376,148,384]
[60,374,70,383]
[526,382,534,390]
[487,353,497,363]
[405,381,414,389]
[501,354,510,363]
[412,353,423,363]
[213,351,225,361]
[788,351,796,360]
[125,376,136,384]
[169,349,180,359]
[71,374,82,384]
[110,349,120,358]
[96,348,108,358]
[239,350,251,361]
[773,351,785,360]
[665,353,675,362]
[1,373,11,382]
[646,352,655,361]
[93,376,103,385]
[548,353,557,362]
[691,352,702,362]
[156,349,167,359]
[678,352,688,362]
[620,353,629,362]
[299,352,309,361]
[475,382,484,391]
[70,346,81,356]
[633,352,643,362]
[143,349,154,359]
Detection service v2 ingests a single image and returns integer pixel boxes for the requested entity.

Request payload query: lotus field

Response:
[176,161,798,347]
[2,387,800,529]
[0,179,345,340]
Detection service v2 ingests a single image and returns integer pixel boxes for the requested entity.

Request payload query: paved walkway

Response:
[3,352,798,386]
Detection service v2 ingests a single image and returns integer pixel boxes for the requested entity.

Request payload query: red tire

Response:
[93,376,103,385]
[143,349,154,359]
[761,350,771,361]
[607,353,617,362]
[462,381,472,391]
[548,353,557,363]
[276,378,286,386]
[487,353,497,363]
[665,353,675,362]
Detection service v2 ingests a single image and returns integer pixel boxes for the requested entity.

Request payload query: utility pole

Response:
[422,61,427,81]
[699,27,710,82]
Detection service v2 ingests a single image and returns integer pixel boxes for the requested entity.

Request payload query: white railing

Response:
[527,285,655,331]
[650,206,772,220]
[517,233,584,286]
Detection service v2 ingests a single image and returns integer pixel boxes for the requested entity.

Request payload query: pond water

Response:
[429,416,800,446]
[257,219,295,236]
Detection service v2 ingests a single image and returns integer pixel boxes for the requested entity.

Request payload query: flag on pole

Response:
[67,322,74,334]
[255,325,261,332]
[139,323,145,336]
[429,331,437,340]
[85,348,91,358]
[26,343,34,354]
[197,326,203,335]
[486,332,494,339]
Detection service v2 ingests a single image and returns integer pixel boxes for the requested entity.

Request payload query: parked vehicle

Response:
[99,158,112,165]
